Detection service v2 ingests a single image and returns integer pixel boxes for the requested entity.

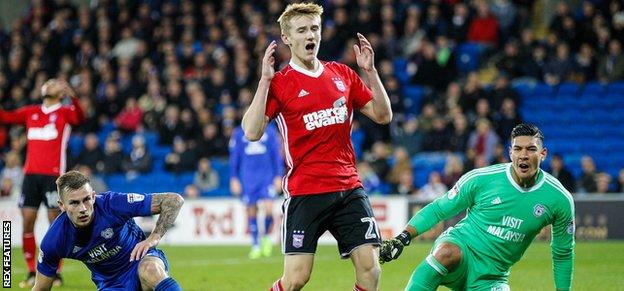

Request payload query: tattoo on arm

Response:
[150,193,184,237]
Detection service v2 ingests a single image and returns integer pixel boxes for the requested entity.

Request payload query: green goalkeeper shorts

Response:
[433,231,511,291]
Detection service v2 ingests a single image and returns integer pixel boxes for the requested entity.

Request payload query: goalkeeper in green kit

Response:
[380,124,575,290]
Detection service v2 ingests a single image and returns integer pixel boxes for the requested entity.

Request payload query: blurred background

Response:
[0,0,622,274]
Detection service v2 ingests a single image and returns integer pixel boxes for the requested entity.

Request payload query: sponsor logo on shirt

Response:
[302,97,348,131]
[448,185,459,200]
[27,124,58,141]
[127,193,145,203]
[86,243,122,264]
[298,89,309,97]
[491,196,502,205]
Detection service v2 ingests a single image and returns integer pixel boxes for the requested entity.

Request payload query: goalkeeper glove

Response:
[379,230,412,264]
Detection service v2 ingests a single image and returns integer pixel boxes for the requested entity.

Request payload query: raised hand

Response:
[353,33,375,73]
[262,40,277,80]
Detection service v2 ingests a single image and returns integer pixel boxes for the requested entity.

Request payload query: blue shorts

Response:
[241,184,276,206]
[103,249,170,291]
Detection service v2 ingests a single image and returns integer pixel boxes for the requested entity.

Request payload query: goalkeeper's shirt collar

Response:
[505,163,546,193]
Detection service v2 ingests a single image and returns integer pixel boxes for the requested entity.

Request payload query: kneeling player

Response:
[32,170,184,291]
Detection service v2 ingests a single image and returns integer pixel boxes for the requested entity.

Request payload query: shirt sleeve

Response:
[265,80,282,120]
[104,191,154,220]
[229,129,242,180]
[269,126,284,177]
[0,107,28,124]
[551,193,575,290]
[408,171,478,234]
[37,234,62,277]
[344,65,373,110]
[65,96,86,125]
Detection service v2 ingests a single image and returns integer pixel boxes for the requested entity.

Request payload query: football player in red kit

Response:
[0,79,85,287]
[242,3,392,291]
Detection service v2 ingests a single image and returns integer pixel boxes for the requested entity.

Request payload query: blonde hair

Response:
[277,3,323,34]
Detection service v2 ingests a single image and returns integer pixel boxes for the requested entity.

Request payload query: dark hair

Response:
[56,170,91,200]
[510,123,544,146]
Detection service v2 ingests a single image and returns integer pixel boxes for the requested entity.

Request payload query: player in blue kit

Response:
[32,170,184,291]
[229,123,284,259]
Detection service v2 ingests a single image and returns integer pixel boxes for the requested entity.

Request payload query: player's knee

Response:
[138,259,167,287]
[433,243,462,270]
[356,259,381,283]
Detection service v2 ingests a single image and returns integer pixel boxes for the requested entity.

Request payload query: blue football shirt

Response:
[38,191,153,289]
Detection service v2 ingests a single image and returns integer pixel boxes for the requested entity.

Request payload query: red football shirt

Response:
[265,61,373,196]
[0,97,85,176]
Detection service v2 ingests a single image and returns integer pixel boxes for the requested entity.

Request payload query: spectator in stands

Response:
[393,169,417,195]
[102,132,124,174]
[467,0,500,47]
[178,109,199,141]
[418,103,438,133]
[544,42,575,85]
[195,122,228,158]
[495,40,523,79]
[367,141,392,181]
[410,41,447,91]
[468,119,500,162]
[495,98,522,140]
[597,39,624,82]
[392,117,423,156]
[0,151,23,198]
[442,154,465,188]
[490,143,509,164]
[460,72,486,115]
[449,3,470,43]
[616,169,624,193]
[520,44,547,81]
[488,74,521,111]
[114,97,143,134]
[387,147,414,188]
[192,158,219,193]
[74,133,105,173]
[164,137,197,174]
[399,8,426,58]
[448,114,471,152]
[75,165,107,193]
[122,135,152,177]
[549,154,576,192]
[490,0,518,40]
[158,105,182,145]
[595,172,613,193]
[417,171,448,201]
[423,117,451,152]
[573,43,597,82]
[358,161,382,195]
[578,155,598,193]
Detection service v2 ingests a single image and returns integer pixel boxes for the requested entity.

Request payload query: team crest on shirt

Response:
[101,228,114,239]
[533,204,545,217]
[127,193,145,203]
[292,230,305,248]
[566,220,575,234]
[332,77,346,92]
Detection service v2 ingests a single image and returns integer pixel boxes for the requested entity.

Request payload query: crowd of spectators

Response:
[0,0,622,200]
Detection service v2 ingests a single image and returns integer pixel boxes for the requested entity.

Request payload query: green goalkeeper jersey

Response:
[409,163,575,290]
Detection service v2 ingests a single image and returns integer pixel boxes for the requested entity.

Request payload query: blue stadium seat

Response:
[607,82,624,93]
[456,43,484,73]
[533,83,555,95]
[403,85,425,114]
[557,83,580,95]
[511,82,534,98]
[393,58,410,84]
[583,82,606,94]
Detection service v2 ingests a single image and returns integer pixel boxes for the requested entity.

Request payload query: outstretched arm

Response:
[129,192,184,261]
[380,176,478,263]
[354,33,392,125]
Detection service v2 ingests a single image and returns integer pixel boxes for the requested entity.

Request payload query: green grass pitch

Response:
[10,241,624,290]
